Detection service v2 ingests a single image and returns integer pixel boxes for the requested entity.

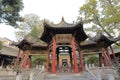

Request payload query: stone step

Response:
[44,73,88,80]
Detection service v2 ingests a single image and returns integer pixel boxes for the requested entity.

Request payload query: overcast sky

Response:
[0,0,85,41]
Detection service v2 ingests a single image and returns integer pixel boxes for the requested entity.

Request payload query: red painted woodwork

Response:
[14,49,20,67]
[51,37,56,74]
[79,49,84,71]
[109,46,116,59]
[101,48,109,67]
[19,53,25,69]
[23,51,29,68]
[20,51,29,69]
[23,60,26,68]
[71,37,79,73]
[21,52,24,60]
[106,48,112,62]
[46,45,50,72]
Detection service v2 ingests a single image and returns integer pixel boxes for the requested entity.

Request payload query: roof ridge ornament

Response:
[61,16,65,21]
[60,16,67,24]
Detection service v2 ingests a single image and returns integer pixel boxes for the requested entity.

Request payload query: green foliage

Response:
[0,0,24,27]
[86,55,99,66]
[32,55,46,67]
[0,41,2,50]
[15,14,44,41]
[78,0,120,37]
[29,21,44,39]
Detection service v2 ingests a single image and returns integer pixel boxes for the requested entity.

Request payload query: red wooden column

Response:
[78,49,84,71]
[27,56,31,68]
[106,48,112,62]
[20,51,29,69]
[23,51,29,69]
[51,36,56,74]
[14,49,21,67]
[46,45,50,72]
[19,52,25,68]
[109,46,116,59]
[71,37,79,73]
[101,48,109,67]
[21,52,25,60]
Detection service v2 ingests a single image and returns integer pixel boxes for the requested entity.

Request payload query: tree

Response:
[0,0,24,27]
[32,55,46,67]
[86,54,99,66]
[78,0,120,38]
[15,14,44,41]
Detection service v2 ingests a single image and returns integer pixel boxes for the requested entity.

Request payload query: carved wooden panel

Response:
[55,34,72,43]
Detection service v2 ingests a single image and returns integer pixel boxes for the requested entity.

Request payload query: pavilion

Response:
[13,18,120,74]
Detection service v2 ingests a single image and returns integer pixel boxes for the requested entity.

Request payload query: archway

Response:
[56,46,73,72]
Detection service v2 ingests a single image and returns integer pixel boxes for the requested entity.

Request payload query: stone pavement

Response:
[44,72,90,80]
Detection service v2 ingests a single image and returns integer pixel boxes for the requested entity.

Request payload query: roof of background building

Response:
[12,35,47,50]
[0,37,19,57]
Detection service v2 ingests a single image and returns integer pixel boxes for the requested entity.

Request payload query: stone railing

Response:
[0,68,16,76]
[85,63,118,80]
[16,65,45,80]
[0,68,16,80]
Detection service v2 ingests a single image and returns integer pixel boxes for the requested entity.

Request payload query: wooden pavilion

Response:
[13,18,120,74]
[13,36,47,69]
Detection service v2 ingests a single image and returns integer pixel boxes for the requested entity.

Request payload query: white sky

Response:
[0,0,85,41]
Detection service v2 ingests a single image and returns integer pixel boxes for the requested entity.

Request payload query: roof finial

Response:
[43,18,46,24]
[62,16,65,21]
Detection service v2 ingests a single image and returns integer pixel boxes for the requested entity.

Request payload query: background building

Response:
[0,37,18,68]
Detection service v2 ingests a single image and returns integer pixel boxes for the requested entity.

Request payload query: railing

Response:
[0,68,16,80]
[33,70,44,80]
[85,66,98,80]
[31,66,45,80]
[84,64,117,80]
[0,68,16,76]
[0,67,45,80]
